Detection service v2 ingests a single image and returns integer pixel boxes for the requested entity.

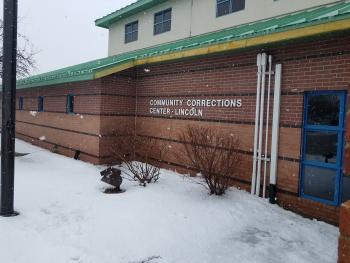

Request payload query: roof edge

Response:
[95,0,169,29]
[18,18,350,89]
[17,73,95,90]
[94,18,350,81]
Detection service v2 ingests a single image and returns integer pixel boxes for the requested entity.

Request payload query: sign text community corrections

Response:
[149,98,242,117]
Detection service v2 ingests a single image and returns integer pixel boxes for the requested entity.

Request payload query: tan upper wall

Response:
[191,0,340,35]
[108,0,192,56]
[108,0,340,56]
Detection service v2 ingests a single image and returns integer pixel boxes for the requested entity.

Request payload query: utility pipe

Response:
[269,64,282,204]
[251,54,262,195]
[263,55,273,198]
[255,53,267,196]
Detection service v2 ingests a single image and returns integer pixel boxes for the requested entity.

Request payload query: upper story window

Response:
[154,8,172,35]
[38,96,44,112]
[217,0,245,17]
[125,21,138,43]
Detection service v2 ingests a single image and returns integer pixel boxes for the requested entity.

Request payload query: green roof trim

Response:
[18,1,350,89]
[95,0,169,29]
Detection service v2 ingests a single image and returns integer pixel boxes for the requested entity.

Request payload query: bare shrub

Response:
[0,19,36,77]
[178,125,241,195]
[110,126,168,186]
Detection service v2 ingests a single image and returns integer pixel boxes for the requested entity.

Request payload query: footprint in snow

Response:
[40,208,51,215]
[70,256,80,262]
[129,255,162,263]
[239,227,272,246]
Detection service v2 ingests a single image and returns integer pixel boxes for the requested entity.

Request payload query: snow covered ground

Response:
[0,140,338,263]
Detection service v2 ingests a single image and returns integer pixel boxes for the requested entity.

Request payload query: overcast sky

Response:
[1,0,136,75]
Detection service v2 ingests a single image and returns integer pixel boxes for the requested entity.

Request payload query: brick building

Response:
[10,0,350,224]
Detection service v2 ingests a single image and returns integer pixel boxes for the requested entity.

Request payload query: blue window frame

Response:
[216,0,245,17]
[300,90,347,205]
[38,96,44,112]
[154,8,172,35]
[18,97,24,110]
[67,95,75,114]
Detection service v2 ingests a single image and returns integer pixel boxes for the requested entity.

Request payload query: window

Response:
[38,96,44,112]
[342,176,350,203]
[217,0,245,17]
[125,21,138,43]
[67,95,74,114]
[18,97,24,110]
[154,8,172,35]
[301,91,347,205]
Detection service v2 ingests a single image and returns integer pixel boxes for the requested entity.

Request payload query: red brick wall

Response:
[12,72,137,164]
[339,201,350,262]
[8,34,350,224]
[129,34,350,224]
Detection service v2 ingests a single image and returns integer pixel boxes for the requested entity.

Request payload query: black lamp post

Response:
[0,0,19,217]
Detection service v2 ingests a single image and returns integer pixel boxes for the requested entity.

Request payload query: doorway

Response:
[301,90,347,205]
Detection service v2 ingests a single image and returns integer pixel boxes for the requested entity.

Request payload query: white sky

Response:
[2,0,136,75]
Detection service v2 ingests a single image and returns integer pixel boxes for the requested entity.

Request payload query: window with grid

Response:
[217,0,245,17]
[301,91,347,205]
[125,21,138,43]
[154,8,172,35]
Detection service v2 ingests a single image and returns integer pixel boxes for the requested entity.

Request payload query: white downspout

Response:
[255,53,267,196]
[269,64,282,204]
[263,55,273,198]
[251,54,262,195]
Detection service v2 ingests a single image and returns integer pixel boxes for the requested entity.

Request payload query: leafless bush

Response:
[111,126,168,186]
[0,19,36,77]
[178,125,241,195]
